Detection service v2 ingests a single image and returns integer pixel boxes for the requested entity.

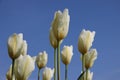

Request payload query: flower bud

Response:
[36,51,48,69]
[14,55,35,80]
[52,8,70,41]
[6,65,13,80]
[85,49,97,69]
[78,29,95,54]
[43,67,54,80]
[61,45,73,65]
[21,40,28,55]
[49,27,58,48]
[8,33,24,59]
[84,70,93,80]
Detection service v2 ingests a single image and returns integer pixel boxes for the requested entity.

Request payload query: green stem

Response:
[38,69,40,80]
[54,48,57,80]
[82,54,85,80]
[86,69,89,80]
[82,54,85,72]
[65,65,68,80]
[57,41,61,80]
[12,59,15,80]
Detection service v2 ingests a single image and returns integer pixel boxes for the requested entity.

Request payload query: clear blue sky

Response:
[0,0,120,80]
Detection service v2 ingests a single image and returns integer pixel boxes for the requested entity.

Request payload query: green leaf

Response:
[77,71,85,80]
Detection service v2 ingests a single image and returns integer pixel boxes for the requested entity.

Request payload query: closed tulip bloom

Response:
[52,8,70,41]
[36,51,48,69]
[85,49,97,69]
[61,45,73,65]
[87,71,93,80]
[83,70,93,80]
[43,67,54,80]
[32,56,36,61]
[14,55,35,80]
[8,33,24,59]
[6,65,15,80]
[78,29,95,54]
[49,27,58,48]
[21,40,27,55]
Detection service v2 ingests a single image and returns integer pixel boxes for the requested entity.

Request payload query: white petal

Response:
[14,55,35,80]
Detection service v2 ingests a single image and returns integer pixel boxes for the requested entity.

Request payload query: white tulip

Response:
[87,71,93,80]
[78,29,95,54]
[32,56,36,61]
[36,51,48,69]
[85,49,97,69]
[61,45,73,65]
[8,33,24,59]
[83,70,93,80]
[49,27,58,48]
[21,40,27,55]
[6,65,15,80]
[6,65,11,80]
[14,55,35,80]
[43,67,54,80]
[52,8,70,41]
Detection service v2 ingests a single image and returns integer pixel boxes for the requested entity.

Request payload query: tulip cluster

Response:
[78,29,98,80]
[6,8,97,80]
[6,33,54,80]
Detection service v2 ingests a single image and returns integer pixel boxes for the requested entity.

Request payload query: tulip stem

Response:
[86,69,89,80]
[38,69,40,80]
[82,54,85,71]
[65,65,68,80]
[54,48,57,80]
[82,54,85,80]
[57,41,61,80]
[12,59,15,80]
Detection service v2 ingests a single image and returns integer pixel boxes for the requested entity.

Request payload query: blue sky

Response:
[0,0,120,80]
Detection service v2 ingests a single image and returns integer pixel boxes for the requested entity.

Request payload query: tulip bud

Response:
[49,27,58,48]
[7,33,24,59]
[61,45,73,65]
[78,29,95,54]
[85,49,97,69]
[43,67,54,80]
[83,70,93,80]
[52,8,70,41]
[21,40,28,55]
[14,55,35,80]
[36,51,48,69]
[32,56,36,62]
[6,65,13,80]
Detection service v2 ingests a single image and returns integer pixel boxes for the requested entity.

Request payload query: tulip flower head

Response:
[43,67,54,80]
[21,40,28,55]
[6,65,13,80]
[36,51,48,69]
[8,33,24,59]
[32,56,36,61]
[14,55,35,80]
[85,49,97,69]
[52,8,70,41]
[78,29,95,54]
[83,70,93,80]
[61,45,73,65]
[49,27,58,48]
